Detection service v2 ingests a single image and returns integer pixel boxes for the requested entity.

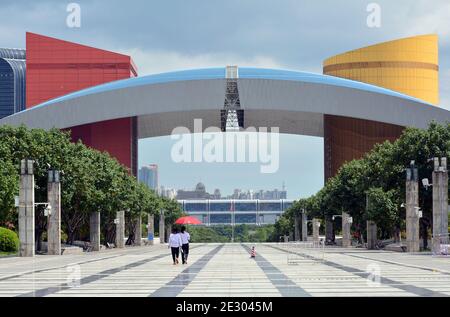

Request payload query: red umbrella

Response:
[175,216,202,225]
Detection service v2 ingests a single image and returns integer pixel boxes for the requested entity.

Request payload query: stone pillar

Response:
[342,212,351,248]
[89,212,101,251]
[294,214,300,241]
[406,167,420,252]
[366,221,377,250]
[19,159,35,257]
[134,216,142,246]
[312,218,320,243]
[47,170,61,255]
[159,210,165,244]
[301,212,308,241]
[147,214,154,245]
[115,211,125,248]
[325,216,334,244]
[166,224,172,243]
[432,157,449,252]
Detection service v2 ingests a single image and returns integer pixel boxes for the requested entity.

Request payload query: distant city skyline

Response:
[138,133,323,200]
[171,181,287,200]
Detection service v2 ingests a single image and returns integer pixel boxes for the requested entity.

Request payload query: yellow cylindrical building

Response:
[323,34,439,105]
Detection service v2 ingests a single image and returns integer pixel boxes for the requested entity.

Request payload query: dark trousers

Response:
[171,247,180,263]
[182,243,189,263]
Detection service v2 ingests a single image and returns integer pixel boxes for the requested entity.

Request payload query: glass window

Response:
[259,202,282,212]
[210,202,232,212]
[261,214,278,224]
[210,214,231,224]
[184,202,207,212]
[235,214,257,224]
[235,202,257,212]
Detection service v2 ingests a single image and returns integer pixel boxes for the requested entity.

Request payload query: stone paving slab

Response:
[1,243,449,297]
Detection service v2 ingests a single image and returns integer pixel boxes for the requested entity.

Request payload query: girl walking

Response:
[169,227,182,265]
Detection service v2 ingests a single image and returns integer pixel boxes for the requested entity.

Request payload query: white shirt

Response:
[180,232,190,244]
[169,233,182,247]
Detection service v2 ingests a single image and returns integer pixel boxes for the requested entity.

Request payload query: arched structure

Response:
[1,66,449,179]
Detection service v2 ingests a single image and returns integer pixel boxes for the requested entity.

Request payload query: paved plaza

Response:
[0,243,450,297]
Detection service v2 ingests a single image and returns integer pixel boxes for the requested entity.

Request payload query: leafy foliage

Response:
[0,125,176,246]
[273,122,450,243]
[0,227,19,252]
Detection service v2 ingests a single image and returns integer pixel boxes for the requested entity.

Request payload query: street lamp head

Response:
[422,178,432,189]
[44,204,52,217]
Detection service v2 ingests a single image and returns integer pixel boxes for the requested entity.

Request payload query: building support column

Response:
[342,212,351,248]
[406,166,420,252]
[89,212,101,251]
[294,214,300,241]
[47,170,61,255]
[147,214,154,245]
[301,212,308,241]
[115,211,125,248]
[366,221,377,250]
[432,157,449,252]
[134,215,142,246]
[159,210,165,244]
[312,218,320,244]
[19,159,35,257]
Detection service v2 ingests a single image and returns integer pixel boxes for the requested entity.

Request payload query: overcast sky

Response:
[2,0,449,198]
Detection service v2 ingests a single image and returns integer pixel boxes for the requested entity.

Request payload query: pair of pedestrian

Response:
[168,226,190,265]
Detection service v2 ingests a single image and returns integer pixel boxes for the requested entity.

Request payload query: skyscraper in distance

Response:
[0,48,26,119]
[139,164,159,191]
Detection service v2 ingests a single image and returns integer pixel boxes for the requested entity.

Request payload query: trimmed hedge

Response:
[0,227,19,253]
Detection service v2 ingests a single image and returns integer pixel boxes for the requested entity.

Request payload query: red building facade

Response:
[26,33,138,175]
